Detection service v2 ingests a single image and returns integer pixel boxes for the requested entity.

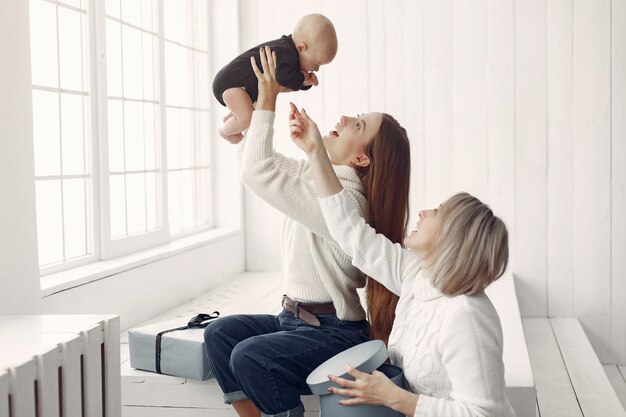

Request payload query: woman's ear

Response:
[352,154,370,168]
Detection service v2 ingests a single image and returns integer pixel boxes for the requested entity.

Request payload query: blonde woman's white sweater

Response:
[319,189,516,417]
[240,110,369,322]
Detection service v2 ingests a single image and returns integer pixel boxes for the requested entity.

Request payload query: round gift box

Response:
[306,340,405,417]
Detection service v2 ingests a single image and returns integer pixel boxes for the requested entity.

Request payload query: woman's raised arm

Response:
[288,104,343,198]
[241,46,360,240]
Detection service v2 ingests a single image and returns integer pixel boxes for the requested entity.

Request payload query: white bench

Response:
[524,317,626,417]
[120,272,535,417]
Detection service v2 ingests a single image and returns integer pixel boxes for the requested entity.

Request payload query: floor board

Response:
[604,365,626,411]
[550,318,626,417]
[523,318,583,417]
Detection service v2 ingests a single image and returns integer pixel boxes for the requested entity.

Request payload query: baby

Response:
[212,14,338,144]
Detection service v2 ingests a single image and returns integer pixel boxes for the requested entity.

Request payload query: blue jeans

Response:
[203,309,369,417]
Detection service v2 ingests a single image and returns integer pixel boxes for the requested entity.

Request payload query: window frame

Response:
[32,0,97,276]
[36,0,214,274]
[95,0,170,260]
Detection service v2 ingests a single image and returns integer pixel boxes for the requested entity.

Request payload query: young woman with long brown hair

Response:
[203,46,410,417]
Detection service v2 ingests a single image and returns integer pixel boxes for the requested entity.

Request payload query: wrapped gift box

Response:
[128,316,216,381]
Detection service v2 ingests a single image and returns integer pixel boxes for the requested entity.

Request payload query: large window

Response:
[29,0,213,274]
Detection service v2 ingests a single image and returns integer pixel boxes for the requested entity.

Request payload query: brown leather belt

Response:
[281,295,336,327]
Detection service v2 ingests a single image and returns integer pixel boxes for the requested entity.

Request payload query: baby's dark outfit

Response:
[212,35,312,106]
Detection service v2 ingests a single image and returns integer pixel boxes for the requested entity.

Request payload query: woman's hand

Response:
[290,103,343,198]
[250,46,289,111]
[288,102,323,156]
[328,365,418,414]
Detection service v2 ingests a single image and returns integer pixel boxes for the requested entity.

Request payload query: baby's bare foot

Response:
[218,129,243,144]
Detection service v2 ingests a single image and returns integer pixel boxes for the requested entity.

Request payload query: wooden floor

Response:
[605,365,626,411]
[524,318,626,417]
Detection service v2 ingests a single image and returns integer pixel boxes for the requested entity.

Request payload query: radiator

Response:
[0,315,121,417]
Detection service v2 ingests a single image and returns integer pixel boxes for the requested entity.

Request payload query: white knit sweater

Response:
[240,110,368,321]
[319,189,516,417]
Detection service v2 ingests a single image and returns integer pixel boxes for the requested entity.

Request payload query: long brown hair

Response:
[356,113,411,345]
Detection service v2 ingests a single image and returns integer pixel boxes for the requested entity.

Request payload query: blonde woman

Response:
[289,104,516,416]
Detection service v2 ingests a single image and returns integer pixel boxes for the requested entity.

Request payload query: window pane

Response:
[168,171,181,233]
[107,99,124,172]
[176,1,188,47]
[166,108,180,170]
[144,103,157,170]
[192,0,208,51]
[63,178,87,259]
[126,173,146,234]
[36,180,63,266]
[61,94,86,175]
[29,0,58,88]
[163,0,178,42]
[146,172,158,230]
[179,47,190,107]
[181,170,194,230]
[124,101,144,171]
[142,32,156,101]
[141,0,155,31]
[122,26,142,99]
[105,0,120,18]
[197,110,210,166]
[179,109,192,169]
[164,41,179,106]
[106,19,123,96]
[121,0,142,27]
[196,168,210,226]
[58,7,84,91]
[32,90,61,176]
[195,52,210,109]
[109,174,126,238]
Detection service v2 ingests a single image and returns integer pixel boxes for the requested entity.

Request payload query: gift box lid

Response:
[306,340,388,395]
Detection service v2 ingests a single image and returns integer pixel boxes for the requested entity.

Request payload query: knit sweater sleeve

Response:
[241,110,357,240]
[319,189,420,296]
[414,301,511,417]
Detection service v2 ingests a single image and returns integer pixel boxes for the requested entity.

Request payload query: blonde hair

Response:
[424,192,509,296]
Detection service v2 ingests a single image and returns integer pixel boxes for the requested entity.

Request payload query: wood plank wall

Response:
[235,0,626,364]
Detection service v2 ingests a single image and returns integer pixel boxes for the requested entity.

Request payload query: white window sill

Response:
[40,228,240,298]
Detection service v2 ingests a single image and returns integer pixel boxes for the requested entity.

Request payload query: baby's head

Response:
[292,14,338,72]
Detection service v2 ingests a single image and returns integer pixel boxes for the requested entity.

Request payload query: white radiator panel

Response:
[61,337,82,417]
[0,315,120,417]
[9,359,37,417]
[0,371,8,417]
[35,344,61,417]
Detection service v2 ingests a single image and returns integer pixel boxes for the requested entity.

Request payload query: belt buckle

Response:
[283,295,321,327]
[297,306,321,327]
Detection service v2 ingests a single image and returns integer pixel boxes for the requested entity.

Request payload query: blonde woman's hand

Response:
[250,46,290,111]
[288,102,323,156]
[328,365,413,412]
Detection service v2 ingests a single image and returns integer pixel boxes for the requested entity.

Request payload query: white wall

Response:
[0,0,246,330]
[0,0,41,314]
[240,0,626,364]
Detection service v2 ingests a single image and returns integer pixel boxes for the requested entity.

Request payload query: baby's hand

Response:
[302,71,319,87]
